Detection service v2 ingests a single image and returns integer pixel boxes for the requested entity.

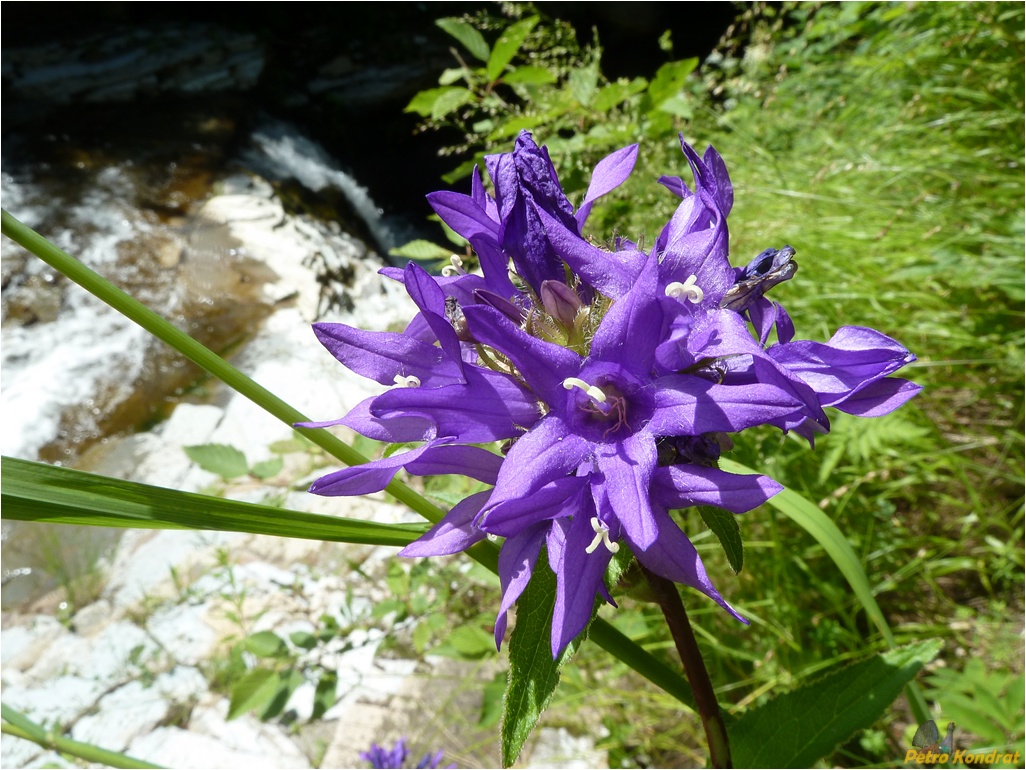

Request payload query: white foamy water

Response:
[1,169,153,461]
[243,118,402,253]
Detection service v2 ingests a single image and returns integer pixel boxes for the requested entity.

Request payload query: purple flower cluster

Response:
[360,737,449,769]
[307,132,920,657]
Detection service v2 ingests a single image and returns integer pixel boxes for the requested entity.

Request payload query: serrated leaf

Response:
[250,457,283,480]
[227,668,279,720]
[436,18,490,62]
[242,631,289,658]
[730,639,942,769]
[312,671,338,720]
[502,559,585,768]
[699,506,744,574]
[501,66,558,86]
[486,16,539,82]
[184,444,248,479]
[388,240,455,261]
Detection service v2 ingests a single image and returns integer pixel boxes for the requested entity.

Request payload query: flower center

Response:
[562,375,632,437]
[665,274,705,304]
[585,517,620,554]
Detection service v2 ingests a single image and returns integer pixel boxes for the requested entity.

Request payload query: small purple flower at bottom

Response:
[360,738,453,769]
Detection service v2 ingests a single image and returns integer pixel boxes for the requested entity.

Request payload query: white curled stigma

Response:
[585,517,620,554]
[665,274,705,304]
[562,377,607,403]
[441,255,467,277]
[392,374,422,388]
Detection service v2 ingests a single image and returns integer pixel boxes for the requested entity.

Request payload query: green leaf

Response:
[405,87,470,118]
[434,624,497,660]
[698,506,744,573]
[593,77,648,112]
[486,16,539,82]
[184,444,249,479]
[2,457,428,548]
[430,87,475,120]
[501,66,558,86]
[501,558,584,768]
[227,668,280,720]
[260,669,305,721]
[312,671,338,720]
[289,631,317,651]
[730,639,942,769]
[388,239,455,261]
[249,457,283,480]
[242,631,289,659]
[646,57,699,107]
[567,64,599,107]
[436,18,490,62]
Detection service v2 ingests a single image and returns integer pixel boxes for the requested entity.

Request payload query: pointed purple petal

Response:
[590,252,664,375]
[426,190,499,242]
[650,377,805,435]
[833,377,923,417]
[404,445,504,484]
[312,323,463,387]
[536,205,644,300]
[652,465,782,512]
[575,144,639,228]
[371,368,541,443]
[462,304,582,403]
[630,507,747,624]
[551,500,614,656]
[479,475,589,537]
[493,522,549,649]
[309,438,454,496]
[595,433,659,548]
[399,490,491,557]
[487,416,591,504]
[403,263,465,373]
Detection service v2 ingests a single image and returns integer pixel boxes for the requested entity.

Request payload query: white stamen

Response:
[665,274,705,304]
[562,377,607,403]
[441,255,466,277]
[585,517,620,554]
[392,374,421,388]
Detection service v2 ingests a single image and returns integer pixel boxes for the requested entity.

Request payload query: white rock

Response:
[146,603,220,666]
[25,620,155,686]
[1,732,42,769]
[3,675,106,726]
[71,598,113,637]
[154,665,208,702]
[0,615,67,671]
[128,726,308,770]
[527,727,608,769]
[158,403,225,447]
[70,679,169,750]
[189,697,309,765]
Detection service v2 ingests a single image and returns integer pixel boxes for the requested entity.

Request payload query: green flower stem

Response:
[642,566,732,768]
[0,208,445,526]
[2,704,164,769]
[0,208,695,714]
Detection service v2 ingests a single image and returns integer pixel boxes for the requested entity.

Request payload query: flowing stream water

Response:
[1,109,404,609]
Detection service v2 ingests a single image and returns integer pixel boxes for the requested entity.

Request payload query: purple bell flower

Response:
[306,130,920,657]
